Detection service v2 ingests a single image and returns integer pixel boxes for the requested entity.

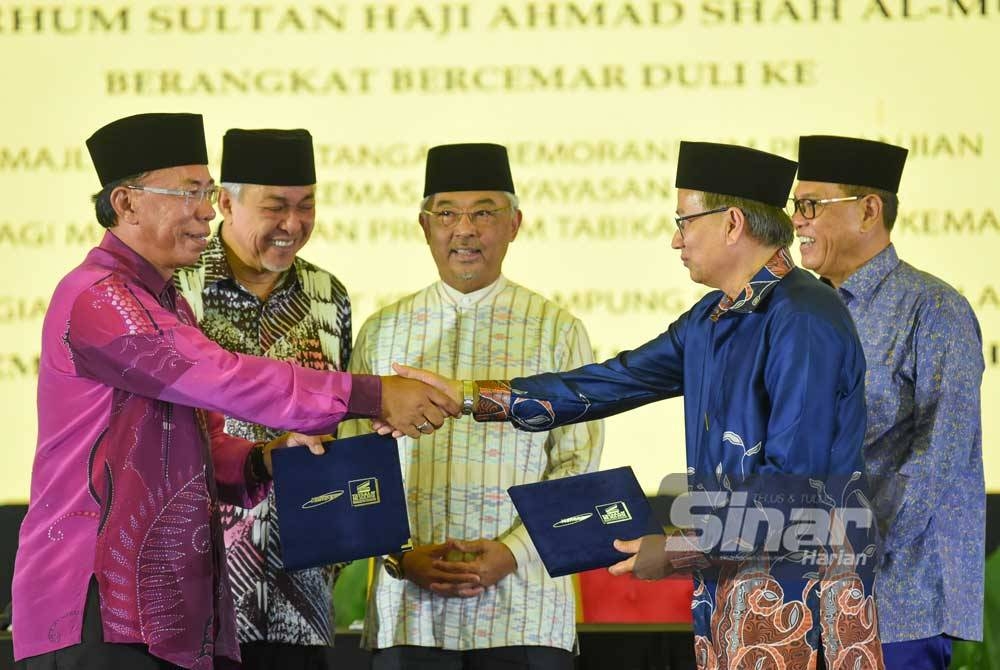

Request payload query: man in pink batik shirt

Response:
[12,112,458,670]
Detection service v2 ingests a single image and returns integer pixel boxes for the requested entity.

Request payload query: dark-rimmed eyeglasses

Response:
[674,206,731,239]
[788,195,864,220]
[127,185,220,208]
[421,206,510,228]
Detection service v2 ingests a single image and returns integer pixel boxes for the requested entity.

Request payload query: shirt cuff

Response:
[347,374,381,418]
[664,529,712,571]
[472,380,513,422]
[499,524,540,573]
[244,442,271,484]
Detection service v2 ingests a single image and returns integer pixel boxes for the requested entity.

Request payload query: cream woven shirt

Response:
[340,276,603,651]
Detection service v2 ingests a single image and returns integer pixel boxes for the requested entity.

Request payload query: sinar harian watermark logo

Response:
[350,477,380,507]
[660,472,878,570]
[596,501,632,524]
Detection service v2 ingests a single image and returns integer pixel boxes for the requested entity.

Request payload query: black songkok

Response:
[797,135,908,193]
[423,143,515,197]
[675,141,797,208]
[220,128,316,186]
[86,113,208,186]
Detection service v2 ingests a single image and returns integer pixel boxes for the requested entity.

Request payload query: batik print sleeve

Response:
[894,293,985,558]
[901,292,984,501]
[67,277,375,435]
[203,409,269,508]
[498,319,605,568]
[475,310,689,430]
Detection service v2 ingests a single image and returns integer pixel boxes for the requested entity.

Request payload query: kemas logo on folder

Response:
[596,501,632,524]
[350,477,381,507]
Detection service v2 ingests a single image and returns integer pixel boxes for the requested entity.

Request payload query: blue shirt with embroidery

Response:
[499,250,884,668]
[836,244,984,643]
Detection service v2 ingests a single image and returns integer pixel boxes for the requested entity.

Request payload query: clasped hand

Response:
[402,539,517,597]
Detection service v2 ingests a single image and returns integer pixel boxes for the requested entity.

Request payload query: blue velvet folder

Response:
[271,433,411,571]
[507,466,660,578]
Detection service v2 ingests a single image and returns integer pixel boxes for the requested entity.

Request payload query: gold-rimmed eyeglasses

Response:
[421,206,510,228]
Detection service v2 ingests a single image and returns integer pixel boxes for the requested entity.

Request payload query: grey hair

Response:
[701,191,794,248]
[220,182,244,201]
[420,191,519,215]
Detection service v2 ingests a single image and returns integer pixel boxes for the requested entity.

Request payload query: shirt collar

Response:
[438,275,507,306]
[97,231,175,300]
[711,247,795,322]
[837,244,899,305]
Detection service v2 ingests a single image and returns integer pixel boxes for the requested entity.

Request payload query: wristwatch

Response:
[461,380,477,415]
[383,553,405,579]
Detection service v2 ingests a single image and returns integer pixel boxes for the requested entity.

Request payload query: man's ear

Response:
[509,209,523,242]
[418,213,432,244]
[218,187,235,219]
[859,194,884,233]
[110,186,139,225]
[725,206,746,246]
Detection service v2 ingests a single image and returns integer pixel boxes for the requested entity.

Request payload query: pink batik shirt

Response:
[12,232,380,669]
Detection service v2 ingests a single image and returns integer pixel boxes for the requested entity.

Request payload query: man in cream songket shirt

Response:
[340,143,604,670]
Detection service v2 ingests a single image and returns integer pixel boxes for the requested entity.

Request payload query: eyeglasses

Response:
[788,195,864,220]
[421,206,510,228]
[674,206,731,239]
[127,185,220,208]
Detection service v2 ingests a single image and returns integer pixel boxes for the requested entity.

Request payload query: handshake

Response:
[378,363,467,438]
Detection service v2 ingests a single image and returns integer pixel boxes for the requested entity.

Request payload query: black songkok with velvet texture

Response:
[423,143,515,197]
[87,113,208,186]
[675,141,797,208]
[221,128,316,186]
[797,135,908,193]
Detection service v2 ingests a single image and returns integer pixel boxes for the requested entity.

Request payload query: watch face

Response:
[384,556,403,579]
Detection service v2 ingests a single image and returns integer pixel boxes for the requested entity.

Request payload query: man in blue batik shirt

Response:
[792,135,985,670]
[394,142,885,670]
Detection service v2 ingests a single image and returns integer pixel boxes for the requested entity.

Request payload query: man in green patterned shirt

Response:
[175,128,351,670]
[340,143,604,669]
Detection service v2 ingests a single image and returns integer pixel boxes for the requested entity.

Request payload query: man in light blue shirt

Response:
[792,135,985,670]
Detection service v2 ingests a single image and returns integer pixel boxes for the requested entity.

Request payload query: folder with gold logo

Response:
[271,433,411,570]
[507,466,660,577]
